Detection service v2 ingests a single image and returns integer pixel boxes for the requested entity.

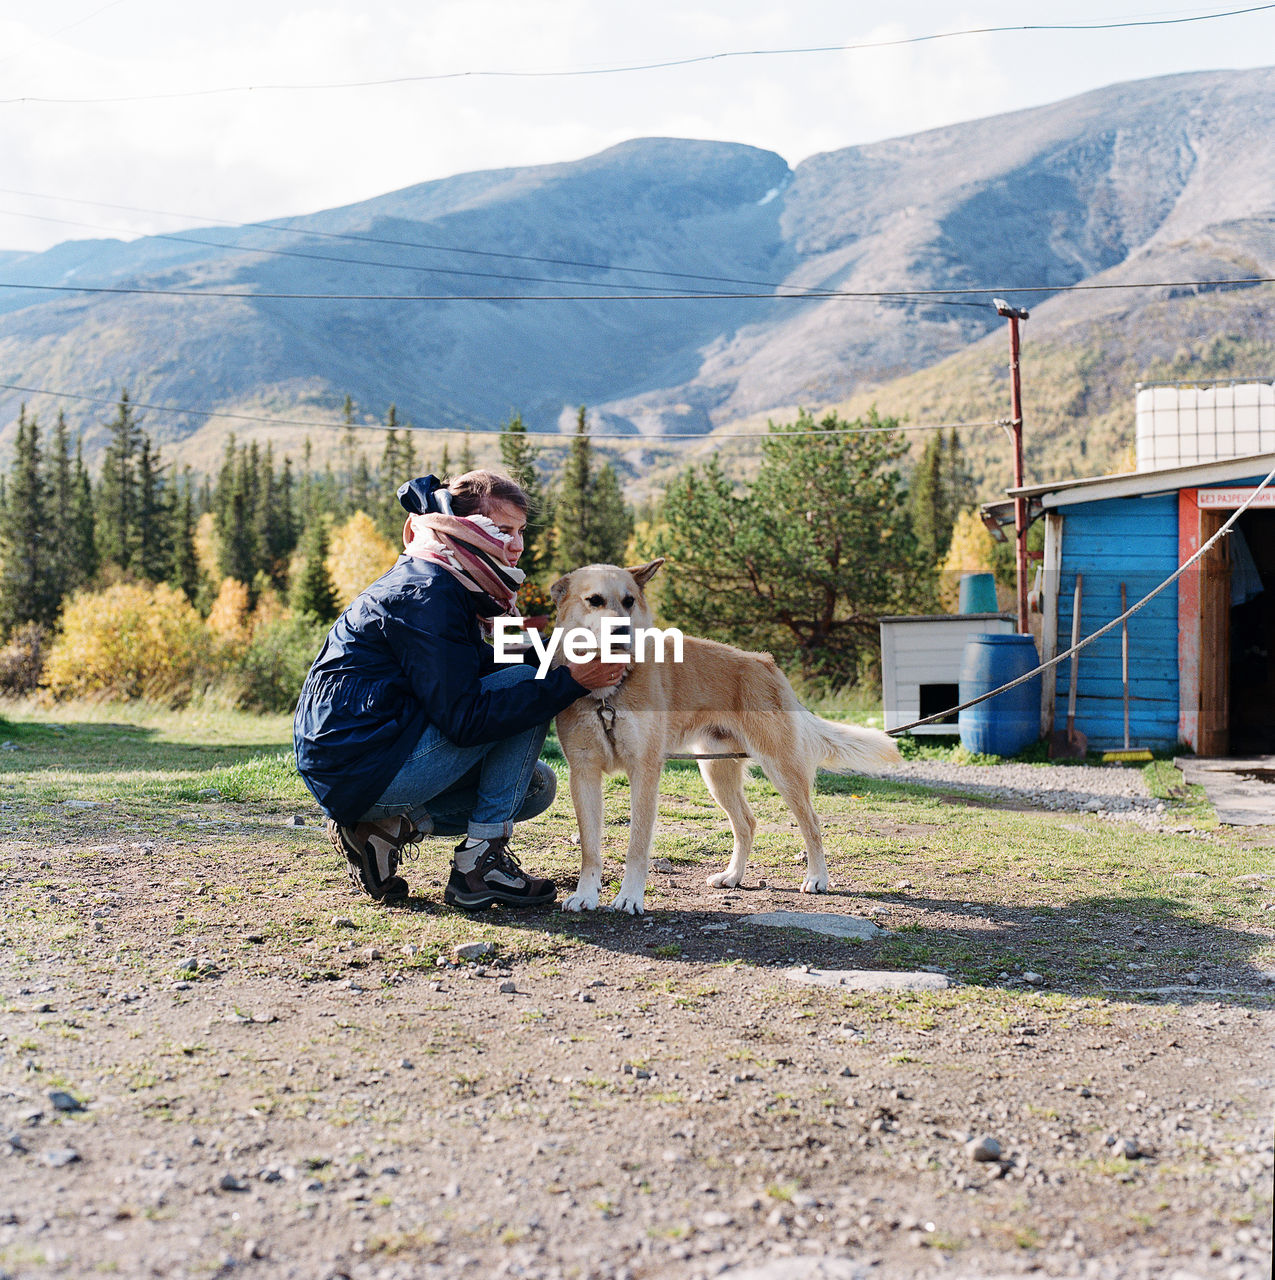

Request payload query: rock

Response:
[401,943,420,957]
[43,1148,81,1168]
[701,1210,734,1228]
[219,1174,249,1192]
[577,991,594,1003]
[4,1130,28,1154]
[785,967,952,991]
[197,787,221,799]
[744,911,883,941]
[0,741,19,750]
[331,916,356,930]
[499,980,517,994]
[362,947,382,961]
[176,956,199,974]
[285,815,306,826]
[453,942,494,961]
[399,1059,414,1070]
[62,799,99,811]
[895,880,914,890]
[47,1090,85,1113]
[1022,971,1045,986]
[1113,1137,1145,1159]
[966,1136,1002,1163]
[652,858,676,873]
[243,933,265,944]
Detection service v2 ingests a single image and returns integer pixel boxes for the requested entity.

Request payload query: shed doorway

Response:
[1199,509,1275,755]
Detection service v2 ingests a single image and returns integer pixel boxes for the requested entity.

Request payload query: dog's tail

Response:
[797,706,901,773]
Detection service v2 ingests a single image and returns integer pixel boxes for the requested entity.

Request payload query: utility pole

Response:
[994,298,1030,634]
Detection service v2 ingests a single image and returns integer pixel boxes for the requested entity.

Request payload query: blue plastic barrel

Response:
[958,572,998,614]
[958,634,1041,757]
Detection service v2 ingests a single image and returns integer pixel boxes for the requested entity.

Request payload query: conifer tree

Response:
[552,407,634,575]
[134,435,173,582]
[290,518,338,621]
[170,468,200,603]
[96,391,143,573]
[45,412,89,602]
[70,435,98,584]
[0,408,60,634]
[460,431,475,473]
[499,411,551,579]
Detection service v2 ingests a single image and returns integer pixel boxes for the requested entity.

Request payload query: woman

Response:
[293,470,622,908]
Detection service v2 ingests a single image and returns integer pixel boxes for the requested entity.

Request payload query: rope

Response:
[887,460,1275,737]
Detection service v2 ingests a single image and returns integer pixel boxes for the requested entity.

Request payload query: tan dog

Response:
[550,560,900,914]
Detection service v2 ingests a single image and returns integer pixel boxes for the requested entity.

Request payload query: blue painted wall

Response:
[1053,493,1180,749]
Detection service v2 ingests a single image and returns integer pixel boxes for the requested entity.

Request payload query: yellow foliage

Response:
[938,509,997,612]
[326,511,398,608]
[250,585,287,634]
[207,578,253,653]
[193,512,221,594]
[43,582,211,703]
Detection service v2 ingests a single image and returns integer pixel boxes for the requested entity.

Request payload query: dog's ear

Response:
[549,573,572,604]
[626,558,665,588]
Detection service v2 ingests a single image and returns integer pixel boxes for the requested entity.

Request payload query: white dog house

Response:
[880,613,1016,735]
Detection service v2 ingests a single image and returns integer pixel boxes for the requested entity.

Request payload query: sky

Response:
[0,1,1272,254]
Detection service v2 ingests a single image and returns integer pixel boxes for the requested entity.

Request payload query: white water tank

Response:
[1135,381,1275,471]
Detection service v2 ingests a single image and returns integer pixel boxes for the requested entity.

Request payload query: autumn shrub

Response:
[207,577,254,655]
[43,582,213,703]
[234,612,329,713]
[327,511,398,609]
[0,622,48,695]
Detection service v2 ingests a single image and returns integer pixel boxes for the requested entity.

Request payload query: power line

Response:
[2,5,1270,104]
[0,277,1270,304]
[0,379,1003,442]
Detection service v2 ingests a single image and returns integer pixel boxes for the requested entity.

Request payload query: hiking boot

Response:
[443,836,556,910]
[327,817,415,903]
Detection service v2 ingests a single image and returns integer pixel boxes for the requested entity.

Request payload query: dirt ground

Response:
[1,801,1273,1280]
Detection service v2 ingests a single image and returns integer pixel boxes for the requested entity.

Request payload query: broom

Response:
[1102,582,1153,763]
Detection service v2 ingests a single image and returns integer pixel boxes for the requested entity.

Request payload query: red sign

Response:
[1197,487,1275,509]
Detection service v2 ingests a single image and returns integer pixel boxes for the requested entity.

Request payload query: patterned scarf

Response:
[403,512,524,618]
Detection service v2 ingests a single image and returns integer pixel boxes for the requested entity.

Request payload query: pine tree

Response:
[460,431,475,473]
[439,441,451,478]
[0,407,60,634]
[551,407,634,575]
[169,468,200,602]
[133,435,173,582]
[71,435,98,584]
[553,407,593,574]
[45,412,88,602]
[499,411,551,579]
[96,391,143,574]
[290,518,338,621]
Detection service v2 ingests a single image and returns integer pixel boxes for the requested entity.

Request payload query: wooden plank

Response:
[1198,508,1231,755]
[1040,513,1063,734]
[1178,489,1200,748]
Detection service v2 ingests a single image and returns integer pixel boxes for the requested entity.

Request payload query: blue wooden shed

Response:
[1002,451,1275,755]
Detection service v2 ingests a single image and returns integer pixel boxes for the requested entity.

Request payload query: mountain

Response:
[1,67,1273,492]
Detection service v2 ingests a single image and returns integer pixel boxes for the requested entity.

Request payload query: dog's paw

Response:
[800,873,829,894]
[609,887,646,915]
[707,870,743,889]
[561,887,600,912]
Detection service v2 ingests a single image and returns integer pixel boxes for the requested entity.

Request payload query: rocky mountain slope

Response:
[1,67,1272,487]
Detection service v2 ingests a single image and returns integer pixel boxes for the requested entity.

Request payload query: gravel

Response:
[863,760,1168,825]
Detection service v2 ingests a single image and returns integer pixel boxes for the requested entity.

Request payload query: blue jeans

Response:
[358,664,558,841]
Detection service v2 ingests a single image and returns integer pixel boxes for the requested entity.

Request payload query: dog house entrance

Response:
[918,683,960,725]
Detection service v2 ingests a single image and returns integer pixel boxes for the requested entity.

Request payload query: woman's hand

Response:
[568,657,627,690]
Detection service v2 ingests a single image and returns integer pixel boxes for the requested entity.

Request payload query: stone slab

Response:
[785,967,953,991]
[1175,756,1275,826]
[743,910,883,940]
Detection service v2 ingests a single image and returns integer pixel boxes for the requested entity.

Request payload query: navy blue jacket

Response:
[293,555,585,825]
